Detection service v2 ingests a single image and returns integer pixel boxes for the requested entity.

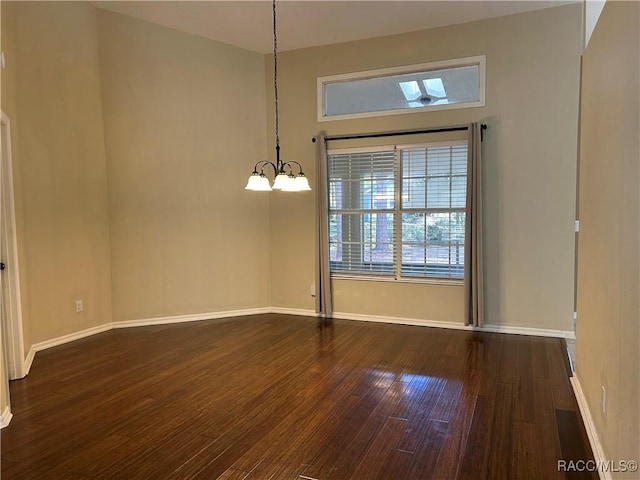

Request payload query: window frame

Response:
[328,139,468,285]
[317,56,486,122]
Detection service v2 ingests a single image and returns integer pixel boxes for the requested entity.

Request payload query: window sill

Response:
[330,274,463,286]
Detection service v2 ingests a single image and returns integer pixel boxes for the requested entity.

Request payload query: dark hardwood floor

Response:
[1,314,596,479]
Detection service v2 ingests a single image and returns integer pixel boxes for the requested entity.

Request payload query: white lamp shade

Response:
[293,175,312,191]
[281,175,300,192]
[272,172,292,190]
[245,173,272,191]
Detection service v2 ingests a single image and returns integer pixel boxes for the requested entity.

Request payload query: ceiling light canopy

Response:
[245,0,311,193]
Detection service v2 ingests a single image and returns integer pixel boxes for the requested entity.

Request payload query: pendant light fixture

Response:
[245,0,311,192]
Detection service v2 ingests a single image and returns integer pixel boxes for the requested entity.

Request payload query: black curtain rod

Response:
[313,123,487,143]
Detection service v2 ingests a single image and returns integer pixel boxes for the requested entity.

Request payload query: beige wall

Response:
[0,0,7,421]
[1,3,32,358]
[96,10,270,321]
[1,1,112,345]
[0,345,7,420]
[575,1,640,475]
[0,329,7,419]
[270,5,582,331]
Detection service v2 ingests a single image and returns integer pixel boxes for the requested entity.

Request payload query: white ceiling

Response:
[92,1,579,54]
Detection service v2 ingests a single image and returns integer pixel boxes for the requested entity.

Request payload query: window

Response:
[328,141,467,281]
[318,56,485,121]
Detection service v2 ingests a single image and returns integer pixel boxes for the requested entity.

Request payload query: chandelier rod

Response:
[272,0,281,167]
[243,0,311,192]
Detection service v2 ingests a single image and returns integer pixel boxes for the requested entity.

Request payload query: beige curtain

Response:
[315,133,333,318]
[464,123,484,327]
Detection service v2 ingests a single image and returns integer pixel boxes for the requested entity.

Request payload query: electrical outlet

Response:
[601,385,607,415]
[310,283,316,297]
[75,300,83,313]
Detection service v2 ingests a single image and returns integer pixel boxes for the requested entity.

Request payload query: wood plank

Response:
[348,416,407,480]
[478,333,504,397]
[533,377,567,479]
[546,339,576,410]
[430,367,482,479]
[512,421,543,480]
[514,335,536,424]
[456,394,495,480]
[486,382,517,480]
[215,468,250,480]
[375,448,414,480]
[531,337,551,379]
[404,419,449,479]
[555,409,598,480]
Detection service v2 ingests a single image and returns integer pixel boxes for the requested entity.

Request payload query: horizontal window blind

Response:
[329,149,396,275]
[402,145,467,209]
[328,142,467,280]
[401,144,467,278]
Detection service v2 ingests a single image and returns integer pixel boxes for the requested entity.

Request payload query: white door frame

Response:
[0,111,26,380]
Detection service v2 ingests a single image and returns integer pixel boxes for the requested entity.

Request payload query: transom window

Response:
[318,56,485,121]
[328,141,468,280]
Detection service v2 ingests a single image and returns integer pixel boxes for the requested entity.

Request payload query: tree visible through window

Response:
[328,141,467,280]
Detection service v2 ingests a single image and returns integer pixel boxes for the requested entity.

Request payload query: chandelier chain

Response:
[244,0,310,191]
[272,0,280,150]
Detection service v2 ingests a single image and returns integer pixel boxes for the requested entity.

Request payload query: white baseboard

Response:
[270,307,318,317]
[480,323,575,339]
[23,324,112,375]
[333,310,467,329]
[329,310,575,339]
[24,346,36,376]
[32,323,112,353]
[112,307,271,329]
[0,406,13,429]
[570,376,610,480]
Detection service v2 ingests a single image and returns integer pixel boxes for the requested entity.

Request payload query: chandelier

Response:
[245,0,311,192]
